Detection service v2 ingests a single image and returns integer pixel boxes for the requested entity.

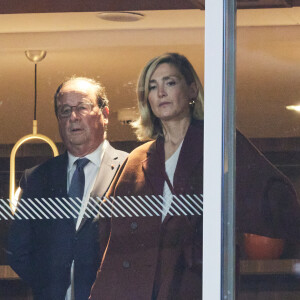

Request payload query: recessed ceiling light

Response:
[97,12,145,22]
[286,105,300,112]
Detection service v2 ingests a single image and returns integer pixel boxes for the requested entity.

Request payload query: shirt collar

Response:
[67,140,108,172]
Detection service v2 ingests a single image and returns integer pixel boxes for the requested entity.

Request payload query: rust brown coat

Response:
[90,120,203,300]
[90,120,300,300]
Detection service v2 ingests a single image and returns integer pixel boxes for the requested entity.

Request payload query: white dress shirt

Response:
[162,141,183,221]
[65,140,108,300]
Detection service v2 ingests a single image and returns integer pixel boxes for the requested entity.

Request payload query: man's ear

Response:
[102,106,109,124]
[102,106,109,117]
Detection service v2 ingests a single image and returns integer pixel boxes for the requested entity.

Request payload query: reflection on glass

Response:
[1,5,300,300]
[236,7,300,300]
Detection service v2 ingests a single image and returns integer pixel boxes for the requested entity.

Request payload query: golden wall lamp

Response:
[9,50,59,210]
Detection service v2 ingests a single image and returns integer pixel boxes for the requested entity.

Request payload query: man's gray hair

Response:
[54,76,108,118]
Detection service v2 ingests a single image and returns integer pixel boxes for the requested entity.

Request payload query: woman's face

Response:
[147,63,196,122]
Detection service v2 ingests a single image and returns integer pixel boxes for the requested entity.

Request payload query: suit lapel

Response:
[77,144,123,232]
[49,152,68,197]
[90,144,122,199]
[45,153,74,228]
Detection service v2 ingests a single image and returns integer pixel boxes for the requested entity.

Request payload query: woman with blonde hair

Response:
[90,53,204,299]
[90,53,300,299]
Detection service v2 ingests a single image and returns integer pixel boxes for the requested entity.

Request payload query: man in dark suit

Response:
[7,77,128,300]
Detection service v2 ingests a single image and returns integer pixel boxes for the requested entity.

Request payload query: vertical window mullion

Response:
[203,0,236,299]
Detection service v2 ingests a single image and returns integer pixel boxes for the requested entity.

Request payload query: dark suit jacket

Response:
[7,142,128,300]
[90,120,300,300]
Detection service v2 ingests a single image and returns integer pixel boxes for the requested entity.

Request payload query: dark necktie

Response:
[68,158,90,220]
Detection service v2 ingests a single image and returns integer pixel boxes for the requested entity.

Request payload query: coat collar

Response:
[78,143,124,232]
[173,119,203,193]
[142,120,204,223]
[142,140,165,196]
[49,152,68,197]
[90,143,122,199]
[142,119,204,195]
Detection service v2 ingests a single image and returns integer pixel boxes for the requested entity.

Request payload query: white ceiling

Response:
[0,8,300,144]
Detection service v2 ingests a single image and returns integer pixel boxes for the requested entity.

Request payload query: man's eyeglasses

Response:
[57,103,94,119]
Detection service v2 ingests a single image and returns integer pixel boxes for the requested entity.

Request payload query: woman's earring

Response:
[189,99,195,106]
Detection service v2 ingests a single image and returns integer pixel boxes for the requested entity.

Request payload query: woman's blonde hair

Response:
[132,53,204,141]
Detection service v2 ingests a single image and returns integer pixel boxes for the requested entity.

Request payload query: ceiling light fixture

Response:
[9,50,59,210]
[286,105,300,112]
[97,12,144,22]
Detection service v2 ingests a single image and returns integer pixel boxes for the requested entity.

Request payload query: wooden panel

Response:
[240,259,300,275]
[0,266,18,280]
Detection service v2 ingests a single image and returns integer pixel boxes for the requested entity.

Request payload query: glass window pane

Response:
[0,6,209,300]
[236,7,300,300]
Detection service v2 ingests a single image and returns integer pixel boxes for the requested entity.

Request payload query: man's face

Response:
[56,80,108,157]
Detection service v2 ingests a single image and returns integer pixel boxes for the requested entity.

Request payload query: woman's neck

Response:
[162,117,191,160]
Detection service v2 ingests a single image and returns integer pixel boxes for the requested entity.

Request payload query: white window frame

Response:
[203,1,236,299]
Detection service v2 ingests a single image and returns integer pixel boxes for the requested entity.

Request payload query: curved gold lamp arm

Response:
[9,120,59,208]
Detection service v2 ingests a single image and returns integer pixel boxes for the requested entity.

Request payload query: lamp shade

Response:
[244,233,285,260]
[25,50,47,63]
